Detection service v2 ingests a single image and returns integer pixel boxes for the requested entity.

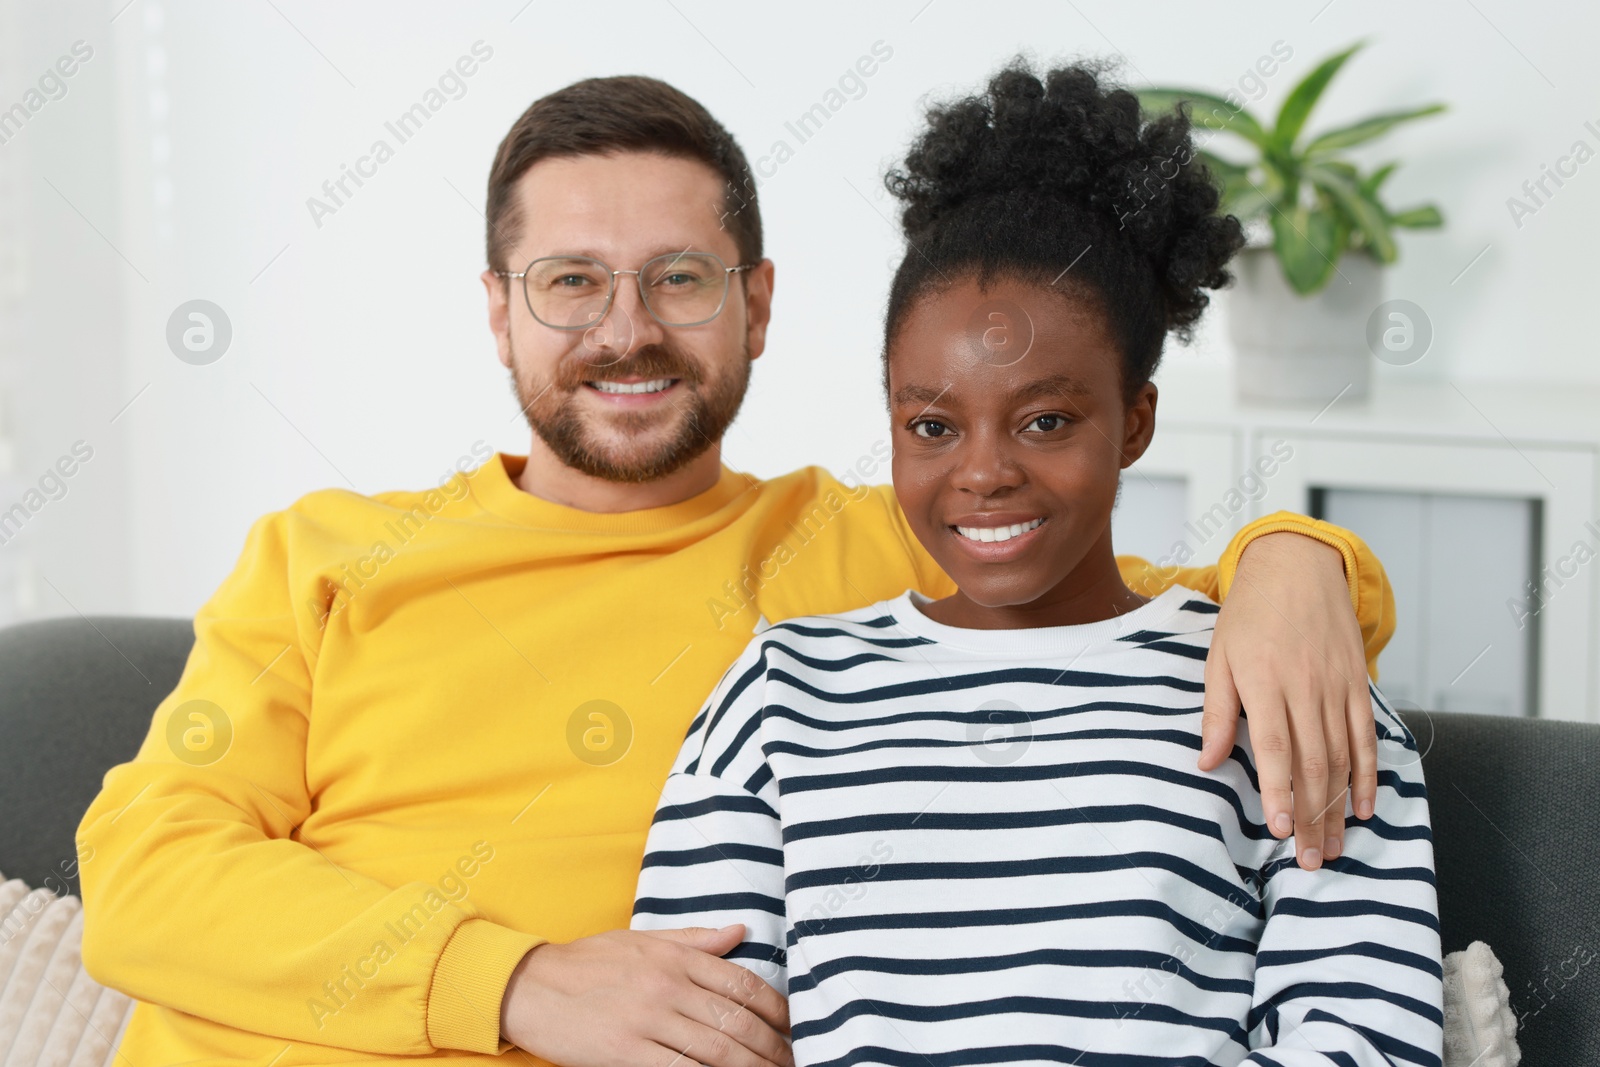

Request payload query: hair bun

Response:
[886,56,1243,343]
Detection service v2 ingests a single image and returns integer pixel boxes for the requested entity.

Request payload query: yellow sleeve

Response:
[76,507,541,1056]
[1117,510,1396,680]
[755,480,958,623]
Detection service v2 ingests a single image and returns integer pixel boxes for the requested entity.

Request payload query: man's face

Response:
[483,152,773,483]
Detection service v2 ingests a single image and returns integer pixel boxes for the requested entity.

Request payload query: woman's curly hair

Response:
[883,57,1245,400]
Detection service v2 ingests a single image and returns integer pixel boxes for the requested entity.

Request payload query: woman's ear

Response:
[1119,382,1159,469]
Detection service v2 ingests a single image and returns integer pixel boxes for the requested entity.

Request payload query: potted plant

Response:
[1137,41,1445,404]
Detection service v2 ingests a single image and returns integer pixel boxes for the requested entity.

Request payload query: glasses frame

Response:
[493,251,759,330]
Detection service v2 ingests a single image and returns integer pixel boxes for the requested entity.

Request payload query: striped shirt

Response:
[631,585,1443,1066]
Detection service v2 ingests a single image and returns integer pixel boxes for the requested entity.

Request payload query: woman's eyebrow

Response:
[1009,374,1095,402]
[890,383,949,407]
[891,376,1089,408]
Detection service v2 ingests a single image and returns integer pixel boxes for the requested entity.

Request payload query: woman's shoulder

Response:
[705,594,919,692]
[709,595,932,700]
[1099,584,1223,666]
[753,593,921,648]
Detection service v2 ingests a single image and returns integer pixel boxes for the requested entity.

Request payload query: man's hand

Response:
[1198,532,1378,871]
[500,924,792,1067]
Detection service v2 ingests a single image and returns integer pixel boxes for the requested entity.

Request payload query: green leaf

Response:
[1195,148,1248,181]
[1306,162,1396,262]
[1314,159,1361,183]
[1135,88,1268,146]
[1390,204,1444,228]
[1272,40,1366,155]
[1224,185,1275,222]
[1271,205,1347,294]
[1193,151,1246,214]
[1212,154,1283,221]
[1359,162,1399,198]
[1303,104,1446,156]
[1352,193,1399,260]
[1255,156,1291,197]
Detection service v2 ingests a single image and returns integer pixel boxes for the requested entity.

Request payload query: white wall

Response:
[3,0,1596,618]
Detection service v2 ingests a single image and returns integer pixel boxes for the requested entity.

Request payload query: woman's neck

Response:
[918,533,1148,631]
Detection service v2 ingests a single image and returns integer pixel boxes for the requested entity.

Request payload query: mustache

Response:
[556,345,703,389]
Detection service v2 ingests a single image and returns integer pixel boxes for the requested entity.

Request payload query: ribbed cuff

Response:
[426,918,547,1054]
[1220,512,1361,612]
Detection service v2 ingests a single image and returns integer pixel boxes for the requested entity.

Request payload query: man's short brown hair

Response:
[484,75,761,272]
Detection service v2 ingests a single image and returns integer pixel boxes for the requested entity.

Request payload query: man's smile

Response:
[581,376,684,405]
[587,378,677,395]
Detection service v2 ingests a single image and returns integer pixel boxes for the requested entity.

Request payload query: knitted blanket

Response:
[0,878,132,1067]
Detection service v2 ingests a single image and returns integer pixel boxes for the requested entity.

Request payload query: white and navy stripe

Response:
[633,586,1443,1066]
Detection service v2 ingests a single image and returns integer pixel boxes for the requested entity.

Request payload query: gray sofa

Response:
[1,616,1595,1060]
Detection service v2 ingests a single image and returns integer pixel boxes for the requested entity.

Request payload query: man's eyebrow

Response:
[1010,374,1095,402]
[533,245,709,263]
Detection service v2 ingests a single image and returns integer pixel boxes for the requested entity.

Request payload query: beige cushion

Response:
[1444,940,1521,1067]
[0,877,133,1067]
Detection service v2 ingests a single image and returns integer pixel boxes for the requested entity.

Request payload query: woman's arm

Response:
[632,774,790,994]
[631,639,790,993]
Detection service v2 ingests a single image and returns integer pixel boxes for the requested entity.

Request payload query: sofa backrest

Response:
[0,618,1594,1059]
[0,617,190,895]
[1397,708,1599,1061]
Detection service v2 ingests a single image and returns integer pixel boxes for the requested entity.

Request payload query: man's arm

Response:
[76,508,543,1055]
[499,638,792,1067]
[1242,684,1444,1065]
[1118,510,1395,677]
[83,506,788,1067]
[883,488,1395,870]
[1118,511,1397,871]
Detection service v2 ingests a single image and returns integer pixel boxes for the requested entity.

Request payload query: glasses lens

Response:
[523,257,613,329]
[640,253,728,326]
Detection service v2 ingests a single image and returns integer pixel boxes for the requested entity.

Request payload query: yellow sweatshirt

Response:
[76,454,1393,1067]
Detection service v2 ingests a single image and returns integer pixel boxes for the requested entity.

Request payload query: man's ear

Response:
[1119,382,1159,469]
[481,269,513,369]
[743,259,775,361]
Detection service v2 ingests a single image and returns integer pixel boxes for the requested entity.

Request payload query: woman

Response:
[632,58,1442,1065]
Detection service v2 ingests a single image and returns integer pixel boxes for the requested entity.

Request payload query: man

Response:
[79,76,1395,1067]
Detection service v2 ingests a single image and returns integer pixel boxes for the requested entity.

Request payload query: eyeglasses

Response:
[494,251,758,330]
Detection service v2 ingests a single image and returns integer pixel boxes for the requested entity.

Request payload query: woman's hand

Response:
[1198,531,1378,870]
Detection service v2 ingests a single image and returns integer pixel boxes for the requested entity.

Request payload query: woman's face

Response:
[888,275,1157,618]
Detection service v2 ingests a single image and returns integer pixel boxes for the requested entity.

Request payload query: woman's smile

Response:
[948,514,1048,560]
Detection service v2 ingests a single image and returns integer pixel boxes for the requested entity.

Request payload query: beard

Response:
[509,340,751,484]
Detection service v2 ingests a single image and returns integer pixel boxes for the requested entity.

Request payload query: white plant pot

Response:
[1227,246,1383,406]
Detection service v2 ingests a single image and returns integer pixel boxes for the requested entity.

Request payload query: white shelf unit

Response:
[1115,365,1600,723]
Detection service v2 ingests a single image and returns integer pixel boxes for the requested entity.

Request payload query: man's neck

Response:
[514,436,725,514]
